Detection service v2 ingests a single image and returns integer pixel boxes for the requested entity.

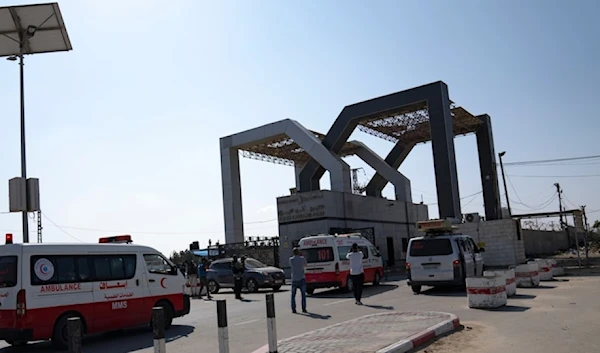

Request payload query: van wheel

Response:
[411,285,422,294]
[52,314,83,349]
[153,301,174,330]
[208,280,220,294]
[306,287,315,295]
[373,271,381,286]
[346,276,354,293]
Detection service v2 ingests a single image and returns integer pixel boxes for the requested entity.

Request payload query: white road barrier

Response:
[530,259,553,281]
[547,259,564,276]
[466,276,507,309]
[484,269,516,297]
[515,263,540,288]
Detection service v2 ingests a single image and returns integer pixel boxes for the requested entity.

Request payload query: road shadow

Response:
[297,312,331,320]
[488,305,531,312]
[309,284,398,299]
[511,293,537,299]
[535,285,557,289]
[420,287,466,297]
[0,325,194,353]
[363,304,394,310]
[549,278,570,282]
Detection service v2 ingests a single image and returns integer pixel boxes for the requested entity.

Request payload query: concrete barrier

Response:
[466,276,507,309]
[547,259,564,276]
[515,263,540,288]
[530,259,553,281]
[484,269,516,297]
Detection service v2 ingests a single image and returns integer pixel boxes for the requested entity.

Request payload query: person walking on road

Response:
[231,255,245,300]
[346,243,364,305]
[197,257,212,300]
[289,247,307,313]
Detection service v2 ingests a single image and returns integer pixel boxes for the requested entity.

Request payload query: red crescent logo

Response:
[160,278,167,289]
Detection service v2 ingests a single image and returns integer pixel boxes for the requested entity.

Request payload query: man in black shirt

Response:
[231,255,244,300]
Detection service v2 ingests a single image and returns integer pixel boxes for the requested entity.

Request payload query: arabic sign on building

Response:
[277,192,327,223]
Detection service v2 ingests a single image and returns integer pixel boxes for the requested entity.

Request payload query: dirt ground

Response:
[411,322,498,353]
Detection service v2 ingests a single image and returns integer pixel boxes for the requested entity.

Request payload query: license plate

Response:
[423,264,439,269]
[274,279,283,284]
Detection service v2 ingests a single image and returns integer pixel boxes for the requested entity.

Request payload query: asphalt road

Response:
[1,272,599,353]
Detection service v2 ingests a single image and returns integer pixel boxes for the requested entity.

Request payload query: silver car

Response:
[207,257,285,293]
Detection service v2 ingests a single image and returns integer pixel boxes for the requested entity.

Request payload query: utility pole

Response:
[554,183,564,227]
[582,205,590,263]
[498,152,511,217]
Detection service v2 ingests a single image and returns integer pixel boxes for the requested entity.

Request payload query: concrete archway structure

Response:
[220,119,414,244]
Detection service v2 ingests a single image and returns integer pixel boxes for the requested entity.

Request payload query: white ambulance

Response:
[0,234,190,349]
[406,219,485,294]
[298,233,383,294]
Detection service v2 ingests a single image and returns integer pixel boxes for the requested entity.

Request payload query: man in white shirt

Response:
[346,243,364,305]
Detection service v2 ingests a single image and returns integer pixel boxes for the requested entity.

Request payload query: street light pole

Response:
[498,151,511,217]
[19,39,30,243]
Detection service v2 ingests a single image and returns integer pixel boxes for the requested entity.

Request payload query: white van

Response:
[0,234,190,349]
[406,220,485,294]
[298,233,383,294]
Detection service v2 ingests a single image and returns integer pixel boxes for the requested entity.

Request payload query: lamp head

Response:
[499,151,506,157]
[26,25,37,38]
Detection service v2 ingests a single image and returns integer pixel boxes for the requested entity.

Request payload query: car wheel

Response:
[345,276,354,293]
[246,278,259,293]
[373,271,381,286]
[272,285,281,292]
[208,280,220,294]
[52,314,83,349]
[411,285,422,294]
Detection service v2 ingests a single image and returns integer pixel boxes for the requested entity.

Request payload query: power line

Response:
[503,154,600,166]
[507,174,600,178]
[41,213,84,243]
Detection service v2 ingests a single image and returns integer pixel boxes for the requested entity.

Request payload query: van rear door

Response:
[408,238,456,282]
[0,254,19,330]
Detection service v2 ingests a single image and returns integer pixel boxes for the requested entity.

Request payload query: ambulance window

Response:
[94,257,112,281]
[77,257,92,282]
[144,254,176,275]
[0,256,17,288]
[338,246,368,260]
[109,257,126,279]
[56,257,77,283]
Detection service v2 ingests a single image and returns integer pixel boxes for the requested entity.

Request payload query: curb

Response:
[376,313,460,353]
[250,312,460,353]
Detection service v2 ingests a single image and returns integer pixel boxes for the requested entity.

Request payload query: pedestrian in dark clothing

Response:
[346,243,364,305]
[197,258,212,300]
[231,255,244,300]
[289,248,307,313]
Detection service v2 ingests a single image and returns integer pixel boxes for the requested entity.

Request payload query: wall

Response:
[522,228,586,256]
[277,190,429,270]
[455,219,526,267]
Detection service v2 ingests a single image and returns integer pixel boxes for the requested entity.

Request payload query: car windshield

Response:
[0,256,17,288]
[244,258,267,269]
[409,239,453,257]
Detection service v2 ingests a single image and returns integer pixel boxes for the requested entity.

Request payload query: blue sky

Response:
[1,0,598,256]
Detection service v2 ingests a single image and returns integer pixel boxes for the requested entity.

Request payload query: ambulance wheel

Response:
[306,287,315,295]
[345,276,354,293]
[52,313,84,349]
[373,271,381,286]
[153,301,174,330]
[411,285,422,294]
[5,340,27,347]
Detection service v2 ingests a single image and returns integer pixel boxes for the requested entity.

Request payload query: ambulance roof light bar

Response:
[417,219,456,234]
[6,233,13,244]
[99,235,133,244]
